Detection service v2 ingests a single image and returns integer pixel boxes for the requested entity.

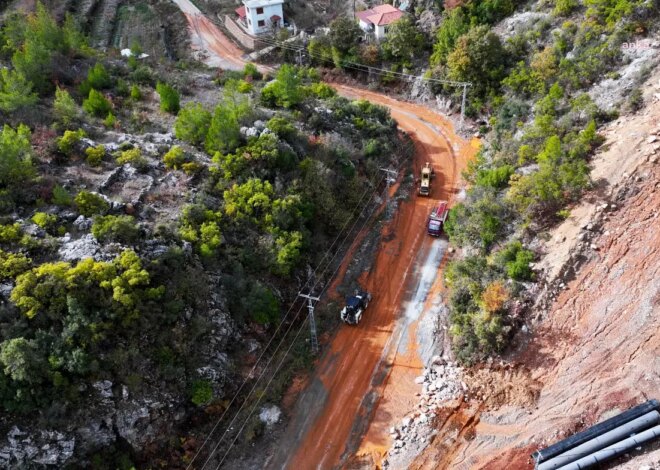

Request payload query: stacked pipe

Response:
[532,399,660,470]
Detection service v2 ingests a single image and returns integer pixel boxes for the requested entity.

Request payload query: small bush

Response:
[163,146,186,170]
[554,0,578,16]
[80,62,112,96]
[130,85,141,101]
[174,102,212,146]
[85,144,106,166]
[0,223,22,244]
[53,87,80,127]
[83,89,112,117]
[243,63,261,80]
[57,129,86,157]
[191,379,213,406]
[475,165,514,189]
[182,162,202,176]
[0,250,31,279]
[74,191,109,217]
[156,82,180,114]
[92,215,139,243]
[237,80,253,93]
[31,212,57,230]
[266,116,296,139]
[308,82,336,99]
[116,148,146,168]
[103,112,116,129]
[51,185,72,206]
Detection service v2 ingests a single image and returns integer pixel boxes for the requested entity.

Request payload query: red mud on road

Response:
[268,86,479,470]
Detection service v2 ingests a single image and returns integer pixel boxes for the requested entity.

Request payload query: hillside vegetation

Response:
[0,4,404,467]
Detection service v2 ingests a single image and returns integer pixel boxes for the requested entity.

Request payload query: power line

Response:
[197,138,416,469]
[212,152,409,470]
[187,137,414,469]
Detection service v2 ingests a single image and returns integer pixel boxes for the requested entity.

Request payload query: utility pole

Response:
[296,48,304,66]
[380,168,398,217]
[460,84,468,131]
[298,292,320,354]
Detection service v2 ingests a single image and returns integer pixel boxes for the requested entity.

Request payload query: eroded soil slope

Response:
[412,71,660,470]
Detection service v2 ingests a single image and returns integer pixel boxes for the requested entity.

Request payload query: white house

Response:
[356,4,404,41]
[235,0,284,36]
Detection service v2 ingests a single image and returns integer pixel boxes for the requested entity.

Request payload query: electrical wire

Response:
[186,135,415,469]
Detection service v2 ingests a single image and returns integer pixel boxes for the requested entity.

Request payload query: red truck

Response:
[427,201,449,236]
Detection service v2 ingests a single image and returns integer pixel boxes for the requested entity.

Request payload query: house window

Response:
[246,6,249,12]
[248,18,252,25]
[258,20,265,27]
[256,7,264,14]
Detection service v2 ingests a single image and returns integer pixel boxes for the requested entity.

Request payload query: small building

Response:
[356,4,405,41]
[236,0,284,36]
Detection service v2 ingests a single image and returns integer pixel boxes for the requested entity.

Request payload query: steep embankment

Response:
[411,66,660,470]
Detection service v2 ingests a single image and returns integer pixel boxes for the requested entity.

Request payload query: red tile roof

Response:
[235,5,246,18]
[271,14,281,21]
[356,4,404,26]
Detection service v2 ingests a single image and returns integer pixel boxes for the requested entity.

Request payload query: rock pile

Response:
[384,355,464,466]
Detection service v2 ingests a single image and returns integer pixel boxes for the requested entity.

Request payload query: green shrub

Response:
[0,223,22,244]
[494,241,535,281]
[85,144,105,166]
[266,116,296,139]
[190,379,213,406]
[92,215,139,243]
[260,64,303,108]
[74,191,109,217]
[130,84,142,101]
[156,82,180,114]
[103,112,116,128]
[248,282,280,324]
[554,0,579,16]
[163,146,186,170]
[53,87,80,127]
[243,63,261,80]
[51,185,72,206]
[0,249,31,279]
[0,68,38,113]
[116,148,146,168]
[80,62,112,96]
[308,82,336,99]
[182,162,202,176]
[475,165,514,189]
[174,102,212,146]
[83,89,112,117]
[237,80,253,93]
[56,129,86,157]
[31,212,56,230]
[0,124,35,201]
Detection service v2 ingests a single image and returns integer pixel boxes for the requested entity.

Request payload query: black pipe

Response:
[532,399,660,464]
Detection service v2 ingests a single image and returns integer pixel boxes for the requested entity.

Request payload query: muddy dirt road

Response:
[266,88,477,470]
[171,0,246,71]
[167,4,478,468]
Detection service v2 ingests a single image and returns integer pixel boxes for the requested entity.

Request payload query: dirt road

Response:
[266,88,477,470]
[171,0,246,71]
[167,4,479,467]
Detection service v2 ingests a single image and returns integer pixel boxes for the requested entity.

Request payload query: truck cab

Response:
[427,201,449,236]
